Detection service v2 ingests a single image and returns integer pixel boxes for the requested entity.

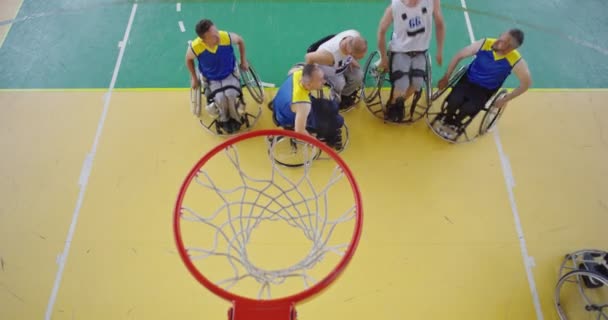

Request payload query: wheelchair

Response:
[361,49,432,124]
[190,63,265,136]
[425,64,507,143]
[266,97,350,168]
[554,249,607,320]
[305,34,364,113]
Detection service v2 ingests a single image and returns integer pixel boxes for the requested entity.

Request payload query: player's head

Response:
[348,36,368,60]
[301,64,325,90]
[493,29,524,53]
[196,19,220,46]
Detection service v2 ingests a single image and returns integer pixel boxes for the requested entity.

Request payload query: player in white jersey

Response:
[377,0,445,122]
[305,30,368,109]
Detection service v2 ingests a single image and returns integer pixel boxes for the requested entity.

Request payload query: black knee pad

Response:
[389,70,408,83]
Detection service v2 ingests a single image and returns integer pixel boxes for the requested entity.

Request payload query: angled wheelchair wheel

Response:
[555,249,608,320]
[318,123,349,156]
[338,123,350,152]
[361,50,389,121]
[240,64,265,104]
[268,134,322,168]
[479,89,508,135]
[190,84,203,117]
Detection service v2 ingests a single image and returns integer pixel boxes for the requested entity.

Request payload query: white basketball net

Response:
[179,136,357,299]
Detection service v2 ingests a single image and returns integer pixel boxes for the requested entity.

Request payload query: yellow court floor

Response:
[0,90,606,319]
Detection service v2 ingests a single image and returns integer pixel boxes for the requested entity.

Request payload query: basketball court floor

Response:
[0,0,607,319]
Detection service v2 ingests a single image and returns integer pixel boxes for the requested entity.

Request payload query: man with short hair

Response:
[437,28,532,133]
[185,19,248,131]
[377,0,446,122]
[272,64,328,135]
[305,30,368,108]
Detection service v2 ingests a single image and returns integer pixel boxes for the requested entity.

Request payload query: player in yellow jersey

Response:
[272,64,345,149]
[185,19,249,133]
[437,29,532,136]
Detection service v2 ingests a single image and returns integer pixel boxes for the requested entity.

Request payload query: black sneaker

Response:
[385,99,405,122]
[339,92,358,109]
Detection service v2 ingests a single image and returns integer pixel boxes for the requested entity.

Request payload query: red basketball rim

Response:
[173,129,363,308]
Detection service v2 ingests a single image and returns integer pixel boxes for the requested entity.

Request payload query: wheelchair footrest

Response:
[579,253,608,289]
[216,118,244,134]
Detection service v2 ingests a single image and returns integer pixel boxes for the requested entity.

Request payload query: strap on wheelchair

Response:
[206,85,243,103]
[390,70,408,83]
[410,68,426,78]
[405,50,427,57]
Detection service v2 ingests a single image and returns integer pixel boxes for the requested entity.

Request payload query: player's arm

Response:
[444,39,483,79]
[504,58,532,102]
[292,102,312,135]
[433,0,446,63]
[377,5,393,66]
[185,46,198,88]
[229,32,248,69]
[305,50,334,66]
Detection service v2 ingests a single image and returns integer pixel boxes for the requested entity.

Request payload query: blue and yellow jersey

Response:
[190,30,236,81]
[467,38,521,90]
[273,68,312,126]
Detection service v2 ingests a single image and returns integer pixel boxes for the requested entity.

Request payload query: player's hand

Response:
[190,75,199,89]
[379,55,389,72]
[240,60,249,70]
[437,75,449,90]
[436,52,443,66]
[495,96,508,108]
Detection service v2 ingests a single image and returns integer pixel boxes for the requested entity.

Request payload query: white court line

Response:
[176,2,181,12]
[459,1,544,319]
[178,20,185,32]
[44,4,138,320]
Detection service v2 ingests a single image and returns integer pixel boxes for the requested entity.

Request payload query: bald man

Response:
[305,30,368,108]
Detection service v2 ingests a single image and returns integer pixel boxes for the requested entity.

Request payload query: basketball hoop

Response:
[173,129,363,320]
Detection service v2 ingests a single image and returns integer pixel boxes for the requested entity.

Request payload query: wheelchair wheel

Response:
[361,50,388,120]
[268,135,322,168]
[339,123,349,152]
[190,81,203,117]
[554,249,608,320]
[361,51,384,103]
[241,64,265,104]
[479,89,508,135]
